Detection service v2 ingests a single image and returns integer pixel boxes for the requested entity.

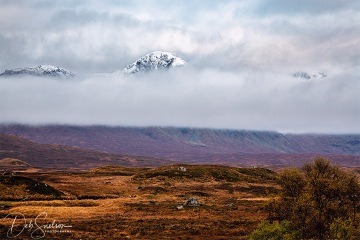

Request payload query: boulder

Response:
[184,197,200,207]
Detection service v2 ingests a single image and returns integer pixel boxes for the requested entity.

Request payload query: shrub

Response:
[248,221,299,240]
[253,157,360,239]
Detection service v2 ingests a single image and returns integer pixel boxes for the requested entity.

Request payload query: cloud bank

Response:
[0,0,359,133]
[1,68,359,133]
[1,0,359,73]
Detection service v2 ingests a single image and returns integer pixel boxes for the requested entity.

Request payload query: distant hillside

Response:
[285,134,360,155]
[0,158,32,170]
[0,125,359,168]
[0,134,170,169]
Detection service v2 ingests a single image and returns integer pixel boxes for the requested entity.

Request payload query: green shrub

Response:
[248,221,299,240]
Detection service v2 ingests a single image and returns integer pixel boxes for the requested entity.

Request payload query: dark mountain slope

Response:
[0,134,170,169]
[286,134,360,155]
[0,125,359,167]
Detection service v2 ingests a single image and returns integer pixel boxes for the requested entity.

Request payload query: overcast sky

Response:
[0,0,359,133]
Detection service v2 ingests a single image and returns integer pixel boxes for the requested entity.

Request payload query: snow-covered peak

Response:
[123,51,187,74]
[38,65,60,72]
[0,65,76,78]
[293,71,327,79]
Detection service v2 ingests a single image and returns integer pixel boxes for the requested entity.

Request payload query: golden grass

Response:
[0,166,279,239]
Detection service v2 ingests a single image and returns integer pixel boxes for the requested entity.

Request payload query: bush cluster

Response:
[250,157,360,239]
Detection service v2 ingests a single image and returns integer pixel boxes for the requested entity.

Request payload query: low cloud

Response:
[0,0,359,133]
[0,68,358,133]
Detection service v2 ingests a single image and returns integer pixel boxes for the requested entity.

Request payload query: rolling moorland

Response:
[0,162,359,239]
[0,164,282,239]
[0,124,359,239]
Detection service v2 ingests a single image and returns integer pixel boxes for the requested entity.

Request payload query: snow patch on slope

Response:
[123,51,187,74]
[0,65,76,78]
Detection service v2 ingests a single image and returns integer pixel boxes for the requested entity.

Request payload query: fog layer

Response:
[1,68,358,133]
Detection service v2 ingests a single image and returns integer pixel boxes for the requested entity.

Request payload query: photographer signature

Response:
[3,212,72,239]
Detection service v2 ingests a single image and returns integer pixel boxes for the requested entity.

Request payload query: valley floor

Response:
[0,165,280,239]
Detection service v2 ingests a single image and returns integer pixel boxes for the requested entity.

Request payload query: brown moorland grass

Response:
[0,165,280,239]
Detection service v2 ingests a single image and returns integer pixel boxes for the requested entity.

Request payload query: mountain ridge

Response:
[0,65,75,78]
[123,51,186,74]
[0,133,170,168]
[1,125,358,167]
[0,132,358,168]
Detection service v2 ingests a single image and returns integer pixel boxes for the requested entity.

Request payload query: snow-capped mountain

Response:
[123,51,186,74]
[0,65,75,78]
[293,71,327,79]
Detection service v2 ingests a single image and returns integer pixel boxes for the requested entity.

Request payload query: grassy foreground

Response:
[0,165,283,239]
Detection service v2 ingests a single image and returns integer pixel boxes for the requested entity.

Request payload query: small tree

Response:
[252,157,360,239]
[278,168,306,200]
[303,157,360,239]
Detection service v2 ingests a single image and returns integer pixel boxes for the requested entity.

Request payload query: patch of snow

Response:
[123,51,187,74]
[0,65,76,78]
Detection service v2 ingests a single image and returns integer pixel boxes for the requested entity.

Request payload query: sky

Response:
[0,0,359,133]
